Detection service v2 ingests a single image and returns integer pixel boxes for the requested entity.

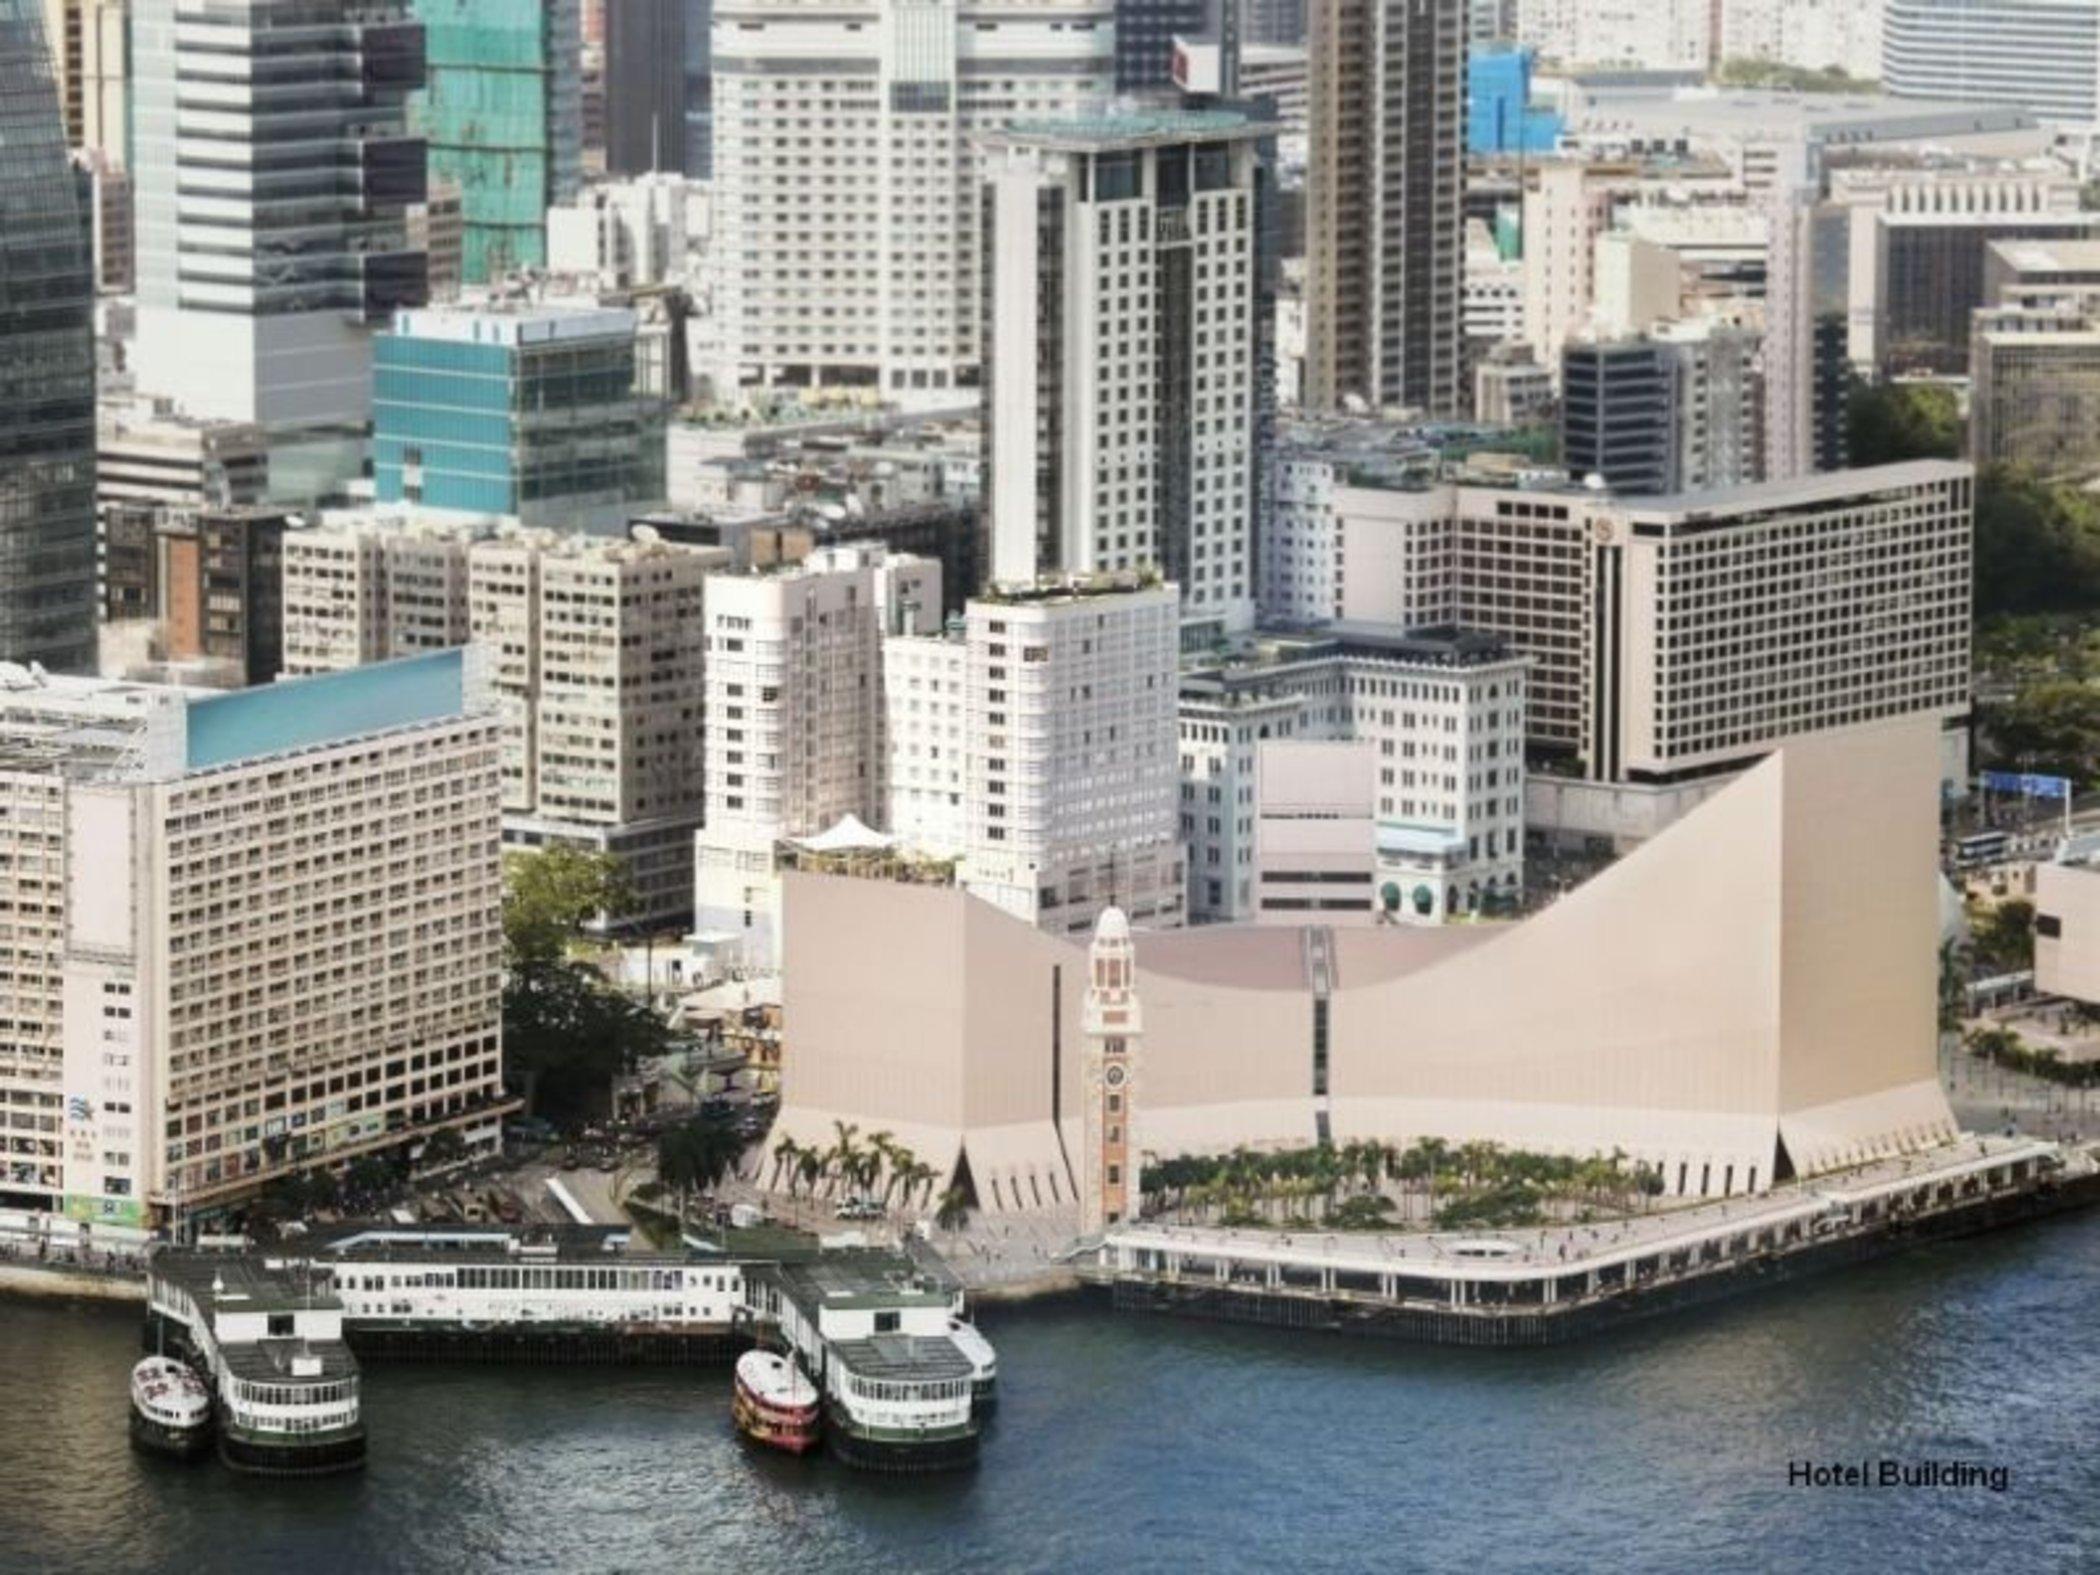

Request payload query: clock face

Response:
[1105,1064,1127,1089]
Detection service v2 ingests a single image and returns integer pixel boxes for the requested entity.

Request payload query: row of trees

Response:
[766,1122,941,1211]
[1141,1139,1666,1232]
[248,1129,468,1223]
[1964,1024,2100,1089]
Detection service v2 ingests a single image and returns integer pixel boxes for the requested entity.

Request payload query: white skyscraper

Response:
[984,111,1271,637]
[705,0,1114,401]
[129,0,430,498]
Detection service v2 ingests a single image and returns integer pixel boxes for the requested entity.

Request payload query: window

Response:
[874,1311,900,1334]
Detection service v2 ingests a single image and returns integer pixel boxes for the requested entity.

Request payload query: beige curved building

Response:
[772,716,1956,1214]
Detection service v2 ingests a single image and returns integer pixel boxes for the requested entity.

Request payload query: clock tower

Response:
[1081,906,1141,1236]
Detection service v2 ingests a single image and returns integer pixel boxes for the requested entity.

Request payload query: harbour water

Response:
[5,1212,2099,1574]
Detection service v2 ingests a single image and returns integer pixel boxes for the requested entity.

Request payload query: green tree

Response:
[503,845,633,969]
[1972,468,2100,621]
[1970,898,2037,975]
[1846,382,1960,467]
[657,1112,743,1229]
[504,960,674,1130]
[1982,680,2100,786]
[420,1127,467,1172]
[935,1185,974,1234]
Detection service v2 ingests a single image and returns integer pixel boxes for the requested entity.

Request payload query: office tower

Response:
[1466,43,1558,154]
[1247,0,1307,43]
[0,0,97,672]
[1561,321,1760,495]
[72,148,130,292]
[1115,0,1209,89]
[983,111,1271,638]
[97,397,272,516]
[1179,626,1528,924]
[131,0,429,501]
[958,578,1184,936]
[706,0,1112,401]
[1971,305,2100,474]
[1305,0,1467,418]
[605,0,686,174]
[283,514,729,928]
[413,0,583,281]
[1883,0,2099,124]
[0,651,506,1226]
[372,303,666,529]
[694,545,944,967]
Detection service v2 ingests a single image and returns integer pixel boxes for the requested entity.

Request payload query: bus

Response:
[1953,830,2010,868]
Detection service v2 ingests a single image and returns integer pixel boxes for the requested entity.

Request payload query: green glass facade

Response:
[412,0,581,282]
[373,314,665,526]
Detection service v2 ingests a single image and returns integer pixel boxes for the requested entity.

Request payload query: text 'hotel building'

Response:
[0,651,506,1230]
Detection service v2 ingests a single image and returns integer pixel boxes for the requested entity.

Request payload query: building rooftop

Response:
[1988,238,2100,277]
[768,1250,956,1314]
[828,1332,975,1383]
[388,300,637,347]
[153,1251,343,1317]
[1325,623,1523,668]
[182,648,476,773]
[1622,458,1973,520]
[988,107,1272,151]
[1570,88,2037,146]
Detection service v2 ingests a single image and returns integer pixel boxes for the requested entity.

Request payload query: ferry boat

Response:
[128,1356,212,1459]
[746,1251,991,1473]
[731,1349,821,1454]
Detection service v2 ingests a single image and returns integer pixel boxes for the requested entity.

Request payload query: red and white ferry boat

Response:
[732,1349,821,1455]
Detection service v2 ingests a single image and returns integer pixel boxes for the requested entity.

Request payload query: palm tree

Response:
[827,1120,861,1199]
[770,1135,799,1193]
[935,1185,973,1234]
[796,1149,823,1198]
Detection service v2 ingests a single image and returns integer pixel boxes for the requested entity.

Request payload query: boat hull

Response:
[732,1380,821,1455]
[822,1403,979,1474]
[128,1407,213,1461]
[218,1426,367,1477]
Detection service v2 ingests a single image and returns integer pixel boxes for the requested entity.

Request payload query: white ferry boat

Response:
[147,1253,366,1475]
[128,1356,212,1459]
[747,1252,990,1472]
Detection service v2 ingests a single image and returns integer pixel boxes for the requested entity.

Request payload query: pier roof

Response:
[217,1339,359,1386]
[152,1251,341,1315]
[767,1250,955,1313]
[829,1334,975,1384]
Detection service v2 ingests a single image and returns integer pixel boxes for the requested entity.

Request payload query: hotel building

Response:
[705,0,1113,399]
[983,110,1273,638]
[1312,461,1973,844]
[0,650,507,1229]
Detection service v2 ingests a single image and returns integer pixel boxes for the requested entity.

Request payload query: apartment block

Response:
[0,650,507,1229]
[99,506,291,687]
[282,512,727,928]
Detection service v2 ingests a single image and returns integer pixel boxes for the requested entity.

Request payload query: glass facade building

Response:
[372,306,665,528]
[0,0,96,670]
[413,0,583,282]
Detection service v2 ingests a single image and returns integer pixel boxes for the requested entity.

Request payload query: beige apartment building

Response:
[282,512,728,929]
[0,650,506,1230]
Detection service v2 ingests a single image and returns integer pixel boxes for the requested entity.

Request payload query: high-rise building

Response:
[131,0,430,500]
[958,577,1184,936]
[1305,0,1467,418]
[1970,305,2100,475]
[0,0,97,672]
[0,650,508,1227]
[372,303,666,529]
[72,148,130,293]
[983,111,1273,637]
[96,397,272,517]
[413,0,583,281]
[705,0,1113,401]
[694,544,944,967]
[1883,0,2099,124]
[283,513,729,929]
[546,174,697,289]
[407,180,467,303]
[683,0,712,176]
[1562,320,1760,495]
[606,0,687,174]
